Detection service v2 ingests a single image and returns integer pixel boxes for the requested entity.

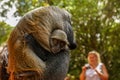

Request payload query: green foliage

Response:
[0,22,13,46]
[0,0,120,80]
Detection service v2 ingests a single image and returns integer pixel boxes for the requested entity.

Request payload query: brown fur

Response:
[7,6,71,80]
[0,45,9,80]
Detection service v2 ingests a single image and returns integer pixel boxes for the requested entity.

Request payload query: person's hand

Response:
[82,66,87,72]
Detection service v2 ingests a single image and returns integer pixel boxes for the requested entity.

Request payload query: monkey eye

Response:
[60,41,66,48]
[52,39,58,46]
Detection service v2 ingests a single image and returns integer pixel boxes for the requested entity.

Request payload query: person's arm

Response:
[80,66,86,80]
[95,64,109,80]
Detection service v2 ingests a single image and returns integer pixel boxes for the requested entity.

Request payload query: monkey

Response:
[50,29,69,53]
[7,6,77,80]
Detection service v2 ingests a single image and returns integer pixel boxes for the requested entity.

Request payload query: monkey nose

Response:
[51,47,60,54]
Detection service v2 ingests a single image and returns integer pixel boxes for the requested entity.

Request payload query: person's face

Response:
[88,54,98,65]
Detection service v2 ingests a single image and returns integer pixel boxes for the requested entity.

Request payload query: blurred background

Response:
[0,0,120,80]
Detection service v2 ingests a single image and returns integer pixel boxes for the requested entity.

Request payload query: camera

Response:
[86,66,91,69]
[85,64,91,69]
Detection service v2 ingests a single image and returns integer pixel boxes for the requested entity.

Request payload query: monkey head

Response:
[50,29,69,53]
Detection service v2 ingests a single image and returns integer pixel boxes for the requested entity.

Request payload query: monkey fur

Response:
[7,6,76,80]
[0,46,9,80]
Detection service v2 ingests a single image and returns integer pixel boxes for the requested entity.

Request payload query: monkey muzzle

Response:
[51,45,61,54]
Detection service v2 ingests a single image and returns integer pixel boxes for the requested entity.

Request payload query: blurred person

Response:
[80,50,109,80]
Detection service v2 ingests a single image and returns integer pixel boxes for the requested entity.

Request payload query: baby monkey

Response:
[50,30,69,54]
